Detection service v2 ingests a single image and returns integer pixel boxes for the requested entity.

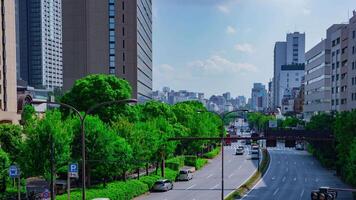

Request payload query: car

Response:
[295,143,303,150]
[177,169,193,181]
[235,146,245,155]
[251,149,259,159]
[151,179,173,192]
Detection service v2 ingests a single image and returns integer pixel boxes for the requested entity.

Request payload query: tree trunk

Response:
[155,161,159,175]
[122,171,126,182]
[146,163,149,176]
[161,158,165,177]
[87,164,91,187]
[137,168,140,180]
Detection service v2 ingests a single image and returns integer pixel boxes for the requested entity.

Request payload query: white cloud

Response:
[217,5,230,14]
[234,43,255,53]
[188,55,257,74]
[226,26,237,34]
[302,8,311,15]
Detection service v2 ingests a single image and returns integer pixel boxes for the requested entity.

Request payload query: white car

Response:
[177,169,193,181]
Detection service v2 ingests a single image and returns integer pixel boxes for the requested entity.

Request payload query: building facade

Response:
[304,39,331,119]
[0,0,20,123]
[273,32,305,108]
[62,0,152,102]
[17,0,63,89]
[348,12,356,111]
[251,83,267,112]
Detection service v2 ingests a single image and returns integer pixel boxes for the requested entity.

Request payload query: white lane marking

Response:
[272,176,276,180]
[273,188,280,196]
[238,165,242,170]
[210,183,219,190]
[286,161,289,165]
[300,189,305,199]
[293,177,297,181]
[228,159,232,163]
[315,178,319,182]
[305,178,307,182]
[228,173,234,178]
[186,184,196,190]
[294,162,297,165]
[206,174,213,179]
[282,176,286,182]
[286,168,289,172]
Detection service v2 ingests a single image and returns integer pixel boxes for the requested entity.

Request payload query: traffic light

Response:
[310,187,337,200]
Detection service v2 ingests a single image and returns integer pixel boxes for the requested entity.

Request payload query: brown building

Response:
[0,0,20,123]
[62,0,152,102]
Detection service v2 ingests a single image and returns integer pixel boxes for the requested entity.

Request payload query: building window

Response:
[122,14,125,23]
[122,27,125,36]
[123,52,125,61]
[123,65,126,74]
[108,0,116,72]
[123,40,125,48]
[353,30,356,39]
[122,1,125,10]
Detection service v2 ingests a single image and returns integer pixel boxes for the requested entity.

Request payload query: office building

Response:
[348,11,356,110]
[273,32,305,108]
[62,0,153,102]
[17,0,63,89]
[0,0,20,123]
[251,83,267,112]
[304,39,331,119]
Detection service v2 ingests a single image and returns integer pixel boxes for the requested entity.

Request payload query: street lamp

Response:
[197,109,248,200]
[30,99,137,200]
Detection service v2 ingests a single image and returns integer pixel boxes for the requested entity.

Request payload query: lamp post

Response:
[31,99,137,200]
[197,109,248,200]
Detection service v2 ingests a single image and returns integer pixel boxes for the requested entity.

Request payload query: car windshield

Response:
[10,0,356,200]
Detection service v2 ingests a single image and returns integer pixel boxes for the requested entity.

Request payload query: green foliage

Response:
[195,158,208,170]
[0,148,10,192]
[203,146,221,159]
[281,116,303,128]
[248,112,274,131]
[21,104,36,125]
[184,155,197,167]
[305,113,334,132]
[56,179,148,200]
[140,174,161,189]
[20,110,73,178]
[166,156,185,171]
[61,74,132,122]
[0,124,22,162]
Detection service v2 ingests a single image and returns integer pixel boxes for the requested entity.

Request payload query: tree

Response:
[20,110,73,179]
[140,101,177,123]
[0,124,23,163]
[0,148,9,192]
[61,74,132,123]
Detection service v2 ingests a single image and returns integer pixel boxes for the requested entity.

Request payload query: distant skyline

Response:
[153,0,355,97]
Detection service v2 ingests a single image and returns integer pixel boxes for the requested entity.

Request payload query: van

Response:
[177,169,193,181]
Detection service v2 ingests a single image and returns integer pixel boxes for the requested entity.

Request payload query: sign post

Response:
[9,165,20,200]
[68,163,79,200]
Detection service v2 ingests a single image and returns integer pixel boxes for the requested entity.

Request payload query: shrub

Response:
[166,156,185,170]
[184,155,197,166]
[195,158,208,170]
[203,146,221,159]
[140,174,161,189]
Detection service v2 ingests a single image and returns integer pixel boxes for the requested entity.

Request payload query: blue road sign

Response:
[69,163,78,173]
[9,165,20,178]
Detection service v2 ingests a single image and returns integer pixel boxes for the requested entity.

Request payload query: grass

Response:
[225,149,270,200]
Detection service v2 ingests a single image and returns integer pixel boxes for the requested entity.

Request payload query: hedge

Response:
[166,156,185,171]
[195,158,208,170]
[184,155,197,166]
[203,146,221,159]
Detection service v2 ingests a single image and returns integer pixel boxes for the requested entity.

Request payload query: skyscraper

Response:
[251,83,267,111]
[0,0,20,123]
[62,0,153,102]
[17,0,63,89]
[273,32,305,108]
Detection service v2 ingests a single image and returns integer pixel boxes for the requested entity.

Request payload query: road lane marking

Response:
[206,174,213,179]
[186,184,196,190]
[286,168,289,172]
[273,188,280,196]
[294,162,297,165]
[300,189,305,199]
[282,176,286,182]
[238,165,242,170]
[228,159,232,163]
[293,177,297,181]
[305,178,307,182]
[210,184,219,190]
[315,178,319,182]
[272,176,276,180]
[228,173,234,178]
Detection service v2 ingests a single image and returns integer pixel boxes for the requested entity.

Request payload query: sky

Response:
[152,0,356,98]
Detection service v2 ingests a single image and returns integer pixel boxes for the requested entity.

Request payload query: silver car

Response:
[152,179,173,192]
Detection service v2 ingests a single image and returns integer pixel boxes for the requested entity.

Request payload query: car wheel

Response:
[171,184,174,190]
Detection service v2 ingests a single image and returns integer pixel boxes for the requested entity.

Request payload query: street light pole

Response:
[31,99,137,200]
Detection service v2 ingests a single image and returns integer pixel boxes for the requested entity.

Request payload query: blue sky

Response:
[152,0,356,98]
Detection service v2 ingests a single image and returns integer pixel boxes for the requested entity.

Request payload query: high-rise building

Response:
[62,0,153,102]
[273,32,305,108]
[17,0,63,89]
[251,83,267,111]
[304,39,331,119]
[348,11,356,111]
[223,92,231,101]
[0,0,20,123]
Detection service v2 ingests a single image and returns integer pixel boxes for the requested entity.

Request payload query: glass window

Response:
[109,36,115,42]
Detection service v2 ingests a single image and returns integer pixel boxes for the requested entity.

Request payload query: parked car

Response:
[295,143,303,150]
[151,179,173,192]
[235,146,245,155]
[177,169,193,181]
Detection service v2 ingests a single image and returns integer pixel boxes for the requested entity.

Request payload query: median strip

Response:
[224,148,271,200]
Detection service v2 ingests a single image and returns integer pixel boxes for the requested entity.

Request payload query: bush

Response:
[57,179,148,200]
[203,146,221,159]
[140,174,161,189]
[196,158,208,170]
[184,155,197,166]
[166,156,185,170]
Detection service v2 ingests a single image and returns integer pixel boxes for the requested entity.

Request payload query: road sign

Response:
[41,189,50,200]
[9,165,20,178]
[68,163,79,178]
[269,120,278,128]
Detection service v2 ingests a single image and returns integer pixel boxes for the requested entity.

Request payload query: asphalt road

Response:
[243,147,353,200]
[136,142,258,200]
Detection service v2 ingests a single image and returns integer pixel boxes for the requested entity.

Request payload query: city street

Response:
[242,148,353,200]
[136,142,258,200]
